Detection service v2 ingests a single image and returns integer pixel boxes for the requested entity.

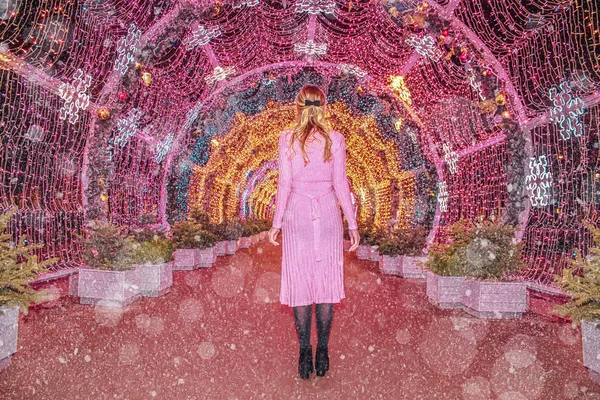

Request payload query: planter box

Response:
[400,256,427,279]
[78,268,141,307]
[250,234,260,244]
[357,245,370,260]
[215,241,228,256]
[226,240,238,255]
[426,271,464,309]
[173,249,200,270]
[379,255,401,275]
[259,231,267,241]
[197,247,216,268]
[133,263,173,297]
[0,306,18,371]
[238,237,251,249]
[462,279,528,319]
[582,321,600,377]
[369,245,380,262]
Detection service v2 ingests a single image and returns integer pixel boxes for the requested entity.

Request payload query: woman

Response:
[269,85,360,380]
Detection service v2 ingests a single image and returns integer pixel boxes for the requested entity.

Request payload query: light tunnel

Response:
[0,0,598,291]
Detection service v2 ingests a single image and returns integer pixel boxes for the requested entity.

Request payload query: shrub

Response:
[79,220,135,271]
[378,227,428,257]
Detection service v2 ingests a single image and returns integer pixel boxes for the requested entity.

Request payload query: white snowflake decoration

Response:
[233,0,260,8]
[205,66,237,84]
[549,82,585,140]
[466,69,485,100]
[25,124,44,142]
[184,24,221,50]
[438,181,449,212]
[525,155,552,207]
[114,24,141,75]
[114,108,144,147]
[58,68,92,124]
[338,63,367,79]
[155,133,175,163]
[295,0,336,14]
[294,40,327,57]
[404,35,442,62]
[442,143,459,174]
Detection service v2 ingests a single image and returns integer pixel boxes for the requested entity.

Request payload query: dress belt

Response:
[291,187,334,263]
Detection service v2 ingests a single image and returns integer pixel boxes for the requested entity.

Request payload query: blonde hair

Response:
[289,85,332,164]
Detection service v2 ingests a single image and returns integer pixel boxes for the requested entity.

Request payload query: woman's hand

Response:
[348,229,360,252]
[269,227,281,246]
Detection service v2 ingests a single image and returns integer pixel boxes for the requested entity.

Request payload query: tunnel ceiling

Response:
[0,0,599,286]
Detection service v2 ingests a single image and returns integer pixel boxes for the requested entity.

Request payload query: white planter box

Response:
[357,245,370,260]
[239,237,251,249]
[226,240,238,255]
[400,256,427,279]
[582,321,600,377]
[0,306,18,371]
[173,249,200,270]
[426,271,464,309]
[369,245,380,262]
[462,279,528,319]
[379,255,401,275]
[133,263,173,297]
[78,268,141,307]
[259,231,267,241]
[215,241,228,256]
[197,247,216,268]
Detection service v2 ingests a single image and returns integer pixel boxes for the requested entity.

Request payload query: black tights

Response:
[293,303,334,350]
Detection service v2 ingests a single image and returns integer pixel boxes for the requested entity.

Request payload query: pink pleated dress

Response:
[272,130,358,307]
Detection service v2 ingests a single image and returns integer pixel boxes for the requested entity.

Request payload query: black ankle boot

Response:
[315,346,329,377]
[298,346,313,380]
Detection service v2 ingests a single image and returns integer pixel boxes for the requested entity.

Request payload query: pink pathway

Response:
[0,243,598,399]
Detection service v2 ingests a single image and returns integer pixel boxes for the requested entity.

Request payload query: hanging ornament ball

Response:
[97,107,111,120]
[135,62,143,70]
[141,72,153,85]
[482,70,491,77]
[118,91,128,101]
[459,53,468,63]
[441,29,449,37]
[394,119,403,131]
[495,92,507,106]
[501,110,511,119]
[356,86,364,94]
[100,192,109,202]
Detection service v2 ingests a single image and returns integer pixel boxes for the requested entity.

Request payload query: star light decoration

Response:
[155,133,175,163]
[205,66,237,84]
[114,24,141,75]
[295,0,336,14]
[114,108,144,147]
[58,68,92,124]
[549,82,585,140]
[442,143,459,174]
[525,156,552,207]
[184,24,221,51]
[294,40,327,57]
[405,34,442,62]
[437,181,448,212]
[389,76,412,105]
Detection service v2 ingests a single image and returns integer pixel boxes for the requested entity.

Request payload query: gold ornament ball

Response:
[97,107,111,120]
[141,72,153,85]
[495,92,507,106]
[501,110,511,119]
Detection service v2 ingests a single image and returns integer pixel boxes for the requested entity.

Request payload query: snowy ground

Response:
[1,243,599,399]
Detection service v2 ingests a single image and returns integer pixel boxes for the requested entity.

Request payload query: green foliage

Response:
[425,219,523,278]
[131,237,174,265]
[0,207,58,312]
[188,204,210,227]
[358,220,384,246]
[378,227,428,257]
[241,217,269,237]
[555,223,600,325]
[212,220,243,241]
[171,221,217,249]
[79,221,136,271]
